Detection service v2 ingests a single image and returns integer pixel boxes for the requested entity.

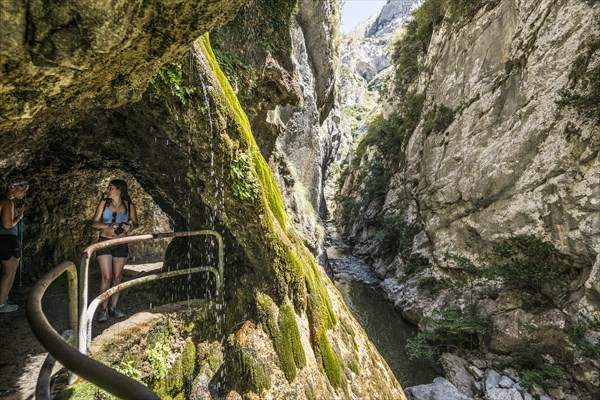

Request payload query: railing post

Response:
[78,252,91,354]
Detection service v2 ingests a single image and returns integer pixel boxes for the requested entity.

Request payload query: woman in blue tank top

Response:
[0,178,29,313]
[91,179,138,322]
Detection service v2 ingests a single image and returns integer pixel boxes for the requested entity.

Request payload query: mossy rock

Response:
[256,294,306,382]
[315,331,342,387]
[225,326,272,393]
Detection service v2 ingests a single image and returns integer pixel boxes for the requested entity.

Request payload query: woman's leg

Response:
[109,257,127,308]
[0,257,19,304]
[97,254,113,310]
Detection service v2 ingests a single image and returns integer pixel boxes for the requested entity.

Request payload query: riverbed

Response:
[326,226,441,388]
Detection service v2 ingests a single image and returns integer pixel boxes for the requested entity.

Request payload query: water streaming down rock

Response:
[195,48,225,336]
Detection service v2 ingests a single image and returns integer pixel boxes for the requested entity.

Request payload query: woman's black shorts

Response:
[96,236,129,258]
[0,234,20,261]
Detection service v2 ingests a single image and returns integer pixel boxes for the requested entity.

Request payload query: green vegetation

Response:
[447,0,494,23]
[356,92,424,159]
[199,34,344,390]
[337,92,424,228]
[406,306,490,359]
[198,35,289,230]
[256,294,306,382]
[316,331,343,387]
[422,104,455,135]
[377,215,420,258]
[146,324,171,381]
[227,335,272,393]
[565,319,600,358]
[499,345,564,390]
[156,63,196,104]
[418,275,451,296]
[210,0,300,109]
[231,152,260,201]
[392,0,495,90]
[391,0,444,90]
[213,48,257,92]
[556,29,600,124]
[279,304,307,371]
[486,235,565,309]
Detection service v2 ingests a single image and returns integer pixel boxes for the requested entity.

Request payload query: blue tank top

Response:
[0,207,18,236]
[101,201,129,224]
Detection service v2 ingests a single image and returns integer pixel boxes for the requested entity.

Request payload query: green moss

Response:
[173,393,185,400]
[279,304,307,370]
[181,339,197,378]
[56,381,112,400]
[146,324,171,381]
[340,318,358,352]
[227,336,272,393]
[315,331,342,387]
[199,35,344,389]
[302,251,336,332]
[256,294,305,382]
[213,0,298,57]
[348,358,360,375]
[198,34,288,231]
[168,357,184,393]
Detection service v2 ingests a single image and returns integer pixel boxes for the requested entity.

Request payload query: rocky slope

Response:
[0,0,406,398]
[324,1,421,217]
[336,0,600,397]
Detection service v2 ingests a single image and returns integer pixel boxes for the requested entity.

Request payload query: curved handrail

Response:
[26,261,159,399]
[36,330,72,399]
[81,265,221,351]
[78,230,223,353]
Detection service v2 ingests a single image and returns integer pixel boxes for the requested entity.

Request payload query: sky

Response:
[340,0,387,34]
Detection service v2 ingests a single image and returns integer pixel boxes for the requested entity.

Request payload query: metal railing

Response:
[27,261,159,399]
[27,230,224,399]
[78,230,224,353]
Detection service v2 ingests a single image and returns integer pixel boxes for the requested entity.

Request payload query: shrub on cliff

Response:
[486,235,566,309]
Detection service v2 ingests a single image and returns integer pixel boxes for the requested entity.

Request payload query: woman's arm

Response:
[91,200,115,230]
[1,198,23,229]
[125,204,138,232]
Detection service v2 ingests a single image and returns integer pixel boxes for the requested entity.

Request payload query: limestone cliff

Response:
[211,0,342,255]
[337,0,599,396]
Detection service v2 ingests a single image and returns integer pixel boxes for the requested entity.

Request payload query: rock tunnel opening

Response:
[13,84,259,325]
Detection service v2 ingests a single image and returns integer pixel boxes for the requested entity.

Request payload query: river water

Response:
[325,226,441,388]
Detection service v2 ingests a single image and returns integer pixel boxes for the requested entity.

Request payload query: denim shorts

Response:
[0,234,20,260]
[96,236,129,258]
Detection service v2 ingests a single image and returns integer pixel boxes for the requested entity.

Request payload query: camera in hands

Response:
[114,223,129,235]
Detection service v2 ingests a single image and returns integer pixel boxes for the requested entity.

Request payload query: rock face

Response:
[1,1,407,398]
[405,377,470,400]
[210,0,342,256]
[324,1,420,218]
[336,0,599,396]
[0,0,248,135]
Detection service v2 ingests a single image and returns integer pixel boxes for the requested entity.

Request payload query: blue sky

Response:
[340,0,387,33]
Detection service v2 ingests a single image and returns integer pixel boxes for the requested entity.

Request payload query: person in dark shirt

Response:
[0,179,29,313]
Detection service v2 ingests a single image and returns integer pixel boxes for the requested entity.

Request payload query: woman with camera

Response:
[92,179,138,322]
[0,178,28,313]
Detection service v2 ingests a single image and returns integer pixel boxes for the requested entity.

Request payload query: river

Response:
[325,226,441,388]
